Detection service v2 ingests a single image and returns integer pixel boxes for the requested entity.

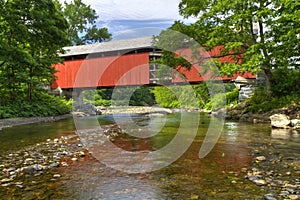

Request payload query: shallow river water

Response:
[0,112,299,199]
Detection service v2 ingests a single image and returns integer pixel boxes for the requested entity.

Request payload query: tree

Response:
[62,0,112,45]
[156,0,299,96]
[0,0,70,102]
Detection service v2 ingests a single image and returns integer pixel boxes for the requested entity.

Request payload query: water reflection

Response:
[76,112,199,173]
[271,128,291,139]
[224,122,239,143]
[60,113,268,199]
[0,118,75,153]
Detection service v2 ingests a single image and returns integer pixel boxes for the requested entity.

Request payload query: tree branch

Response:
[250,19,257,44]
[0,61,5,68]
[259,21,268,59]
[194,52,244,62]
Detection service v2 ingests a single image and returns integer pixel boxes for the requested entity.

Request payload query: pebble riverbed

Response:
[0,134,86,188]
[243,138,300,200]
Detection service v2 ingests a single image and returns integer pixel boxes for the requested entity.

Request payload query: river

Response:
[0,112,299,199]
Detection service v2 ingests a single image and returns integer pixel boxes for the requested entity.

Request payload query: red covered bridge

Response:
[52,37,254,90]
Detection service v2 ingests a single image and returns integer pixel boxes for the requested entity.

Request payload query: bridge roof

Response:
[59,37,154,57]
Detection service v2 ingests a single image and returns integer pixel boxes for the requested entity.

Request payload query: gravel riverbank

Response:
[98,106,173,115]
[0,106,172,130]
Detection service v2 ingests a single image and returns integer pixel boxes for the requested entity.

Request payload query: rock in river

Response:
[53,174,61,178]
[256,156,266,161]
[264,193,277,200]
[270,114,290,128]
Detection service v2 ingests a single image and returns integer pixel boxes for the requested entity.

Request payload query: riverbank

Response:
[0,106,173,130]
[226,103,300,124]
[2,102,300,131]
[0,114,72,130]
[99,106,173,115]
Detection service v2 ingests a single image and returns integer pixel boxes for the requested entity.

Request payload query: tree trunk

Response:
[262,68,272,97]
[28,83,32,101]
[28,66,33,101]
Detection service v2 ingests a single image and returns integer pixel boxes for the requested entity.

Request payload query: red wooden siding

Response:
[172,47,255,83]
[53,53,150,89]
[52,47,255,89]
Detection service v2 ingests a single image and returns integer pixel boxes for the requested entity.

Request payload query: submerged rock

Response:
[289,195,300,200]
[256,156,266,161]
[49,162,59,168]
[22,164,45,175]
[253,179,267,186]
[264,193,277,200]
[53,174,61,178]
[1,178,14,184]
[71,157,78,162]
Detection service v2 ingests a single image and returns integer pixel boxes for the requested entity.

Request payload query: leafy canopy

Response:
[62,0,112,45]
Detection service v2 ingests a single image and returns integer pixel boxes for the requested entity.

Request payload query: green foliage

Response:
[248,89,300,113]
[156,0,299,95]
[82,26,111,44]
[0,0,111,118]
[0,0,69,102]
[152,84,205,108]
[151,87,178,108]
[83,90,111,106]
[129,87,156,106]
[193,84,210,108]
[226,88,239,106]
[248,68,300,112]
[62,0,111,45]
[82,83,237,111]
[151,83,237,110]
[204,88,238,110]
[205,93,226,111]
[270,68,300,97]
[82,87,155,107]
[0,93,72,119]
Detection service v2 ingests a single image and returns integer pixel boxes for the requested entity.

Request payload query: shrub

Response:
[226,88,239,106]
[248,88,300,113]
[271,68,300,97]
[0,92,72,119]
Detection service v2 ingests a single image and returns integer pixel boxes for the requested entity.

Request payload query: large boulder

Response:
[270,114,290,128]
[74,103,102,115]
[290,119,300,128]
